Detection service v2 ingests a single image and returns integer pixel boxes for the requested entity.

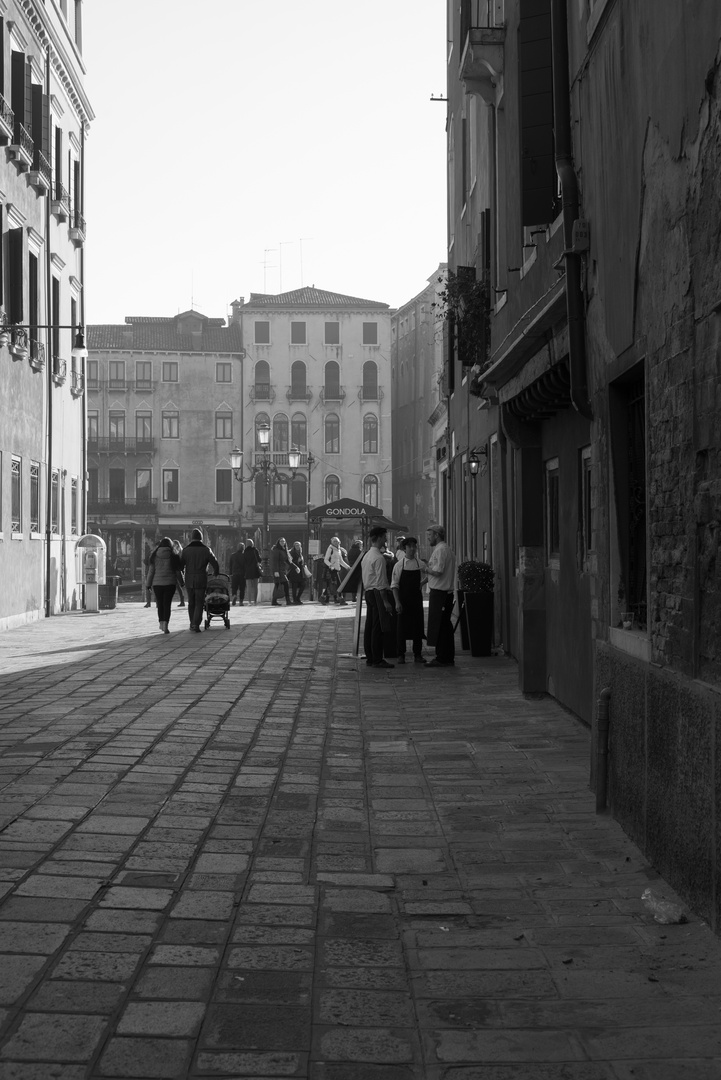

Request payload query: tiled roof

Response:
[243,287,389,309]
[87,314,243,354]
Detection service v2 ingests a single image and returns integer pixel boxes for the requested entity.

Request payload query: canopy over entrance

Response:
[308,497,381,523]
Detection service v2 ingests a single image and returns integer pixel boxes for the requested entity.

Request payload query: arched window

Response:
[325,413,340,454]
[325,474,340,502]
[362,360,378,400]
[272,477,290,506]
[291,474,307,507]
[254,412,270,450]
[273,413,289,452]
[362,414,378,454]
[254,360,270,400]
[324,360,340,399]
[291,413,307,451]
[363,474,379,506]
[290,360,307,399]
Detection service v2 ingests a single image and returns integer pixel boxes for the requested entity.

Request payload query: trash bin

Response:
[99,577,119,610]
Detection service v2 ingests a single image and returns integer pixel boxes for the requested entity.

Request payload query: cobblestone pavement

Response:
[1,601,720,1080]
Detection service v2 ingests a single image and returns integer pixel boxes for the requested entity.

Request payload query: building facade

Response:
[231,287,392,553]
[86,311,244,576]
[0,0,92,630]
[445,0,721,928]
[391,268,446,543]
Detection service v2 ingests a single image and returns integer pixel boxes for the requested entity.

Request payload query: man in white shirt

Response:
[425,524,457,667]
[361,526,396,669]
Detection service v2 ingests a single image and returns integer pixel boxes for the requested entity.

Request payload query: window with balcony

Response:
[325,474,340,503]
[11,456,21,535]
[290,321,306,345]
[255,412,270,450]
[291,475,307,506]
[70,476,78,534]
[215,412,233,439]
[162,361,178,382]
[325,322,340,345]
[362,322,378,345]
[51,468,60,533]
[325,413,340,455]
[362,360,378,399]
[30,462,40,533]
[88,411,98,443]
[109,411,125,446]
[255,321,270,344]
[363,474,379,506]
[324,360,341,399]
[216,468,232,503]
[273,413,289,453]
[109,360,125,389]
[162,411,179,439]
[272,478,290,507]
[87,359,99,388]
[136,411,152,444]
[136,469,152,503]
[291,413,307,451]
[216,362,232,382]
[136,360,152,388]
[162,468,178,502]
[254,359,271,400]
[363,414,378,454]
[290,360,307,398]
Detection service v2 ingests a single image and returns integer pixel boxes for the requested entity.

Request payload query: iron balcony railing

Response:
[319,386,346,403]
[250,382,275,402]
[29,339,46,369]
[52,358,67,383]
[88,497,159,514]
[32,148,51,185]
[70,208,86,235]
[71,370,85,395]
[0,93,14,133]
[54,180,70,208]
[12,120,33,158]
[286,385,313,403]
[252,450,309,468]
[87,437,156,453]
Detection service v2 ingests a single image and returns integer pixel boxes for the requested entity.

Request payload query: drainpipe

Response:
[44,44,53,618]
[80,122,87,537]
[595,686,611,813]
[550,0,591,418]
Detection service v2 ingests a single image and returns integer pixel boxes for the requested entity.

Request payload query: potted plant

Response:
[457,560,494,657]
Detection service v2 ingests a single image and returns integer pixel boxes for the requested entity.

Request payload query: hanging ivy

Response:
[432,267,491,371]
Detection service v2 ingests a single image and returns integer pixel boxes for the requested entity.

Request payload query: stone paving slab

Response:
[0,601,720,1078]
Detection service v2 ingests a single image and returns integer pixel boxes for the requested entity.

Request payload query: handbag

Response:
[303,565,312,579]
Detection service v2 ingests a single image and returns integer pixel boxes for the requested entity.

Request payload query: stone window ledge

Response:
[609,625,651,662]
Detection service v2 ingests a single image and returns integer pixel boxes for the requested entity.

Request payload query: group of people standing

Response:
[144,525,458,668]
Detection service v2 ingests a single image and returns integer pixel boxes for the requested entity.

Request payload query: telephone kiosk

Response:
[75,534,107,613]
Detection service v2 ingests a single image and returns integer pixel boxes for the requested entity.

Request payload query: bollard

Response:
[596,686,612,814]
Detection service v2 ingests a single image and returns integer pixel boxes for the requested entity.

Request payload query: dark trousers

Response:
[231,573,245,602]
[187,586,205,628]
[153,584,175,624]
[291,575,305,603]
[397,630,423,658]
[428,590,455,663]
[364,591,385,664]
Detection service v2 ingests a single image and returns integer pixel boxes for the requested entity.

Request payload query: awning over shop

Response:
[308,497,383,523]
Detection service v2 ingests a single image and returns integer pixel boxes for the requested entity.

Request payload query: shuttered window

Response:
[519,0,559,226]
[8,227,23,323]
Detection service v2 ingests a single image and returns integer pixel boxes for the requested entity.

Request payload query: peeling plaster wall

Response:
[579,2,721,927]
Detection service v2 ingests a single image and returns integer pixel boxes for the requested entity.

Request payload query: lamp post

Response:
[288,446,315,598]
[230,422,277,579]
[467,446,488,560]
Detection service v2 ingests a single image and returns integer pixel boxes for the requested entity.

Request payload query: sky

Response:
[82,1,447,325]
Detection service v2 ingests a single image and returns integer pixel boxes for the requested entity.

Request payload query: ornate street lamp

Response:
[288,446,316,598]
[229,426,277,578]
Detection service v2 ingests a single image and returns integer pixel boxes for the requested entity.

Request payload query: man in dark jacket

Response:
[228,541,246,606]
[180,528,219,632]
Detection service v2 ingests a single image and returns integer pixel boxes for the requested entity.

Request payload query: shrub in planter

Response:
[457,561,494,657]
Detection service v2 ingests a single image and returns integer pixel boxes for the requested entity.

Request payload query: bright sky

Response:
[82,1,447,324]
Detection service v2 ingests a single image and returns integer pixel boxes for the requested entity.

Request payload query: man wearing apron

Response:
[391,537,427,664]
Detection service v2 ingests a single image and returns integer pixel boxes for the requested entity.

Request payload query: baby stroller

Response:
[204,573,231,629]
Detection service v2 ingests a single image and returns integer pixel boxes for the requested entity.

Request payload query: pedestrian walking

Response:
[324,535,350,605]
[145,537,184,634]
[171,540,186,607]
[243,539,262,605]
[362,525,396,669]
[270,537,293,606]
[229,541,246,605]
[179,528,220,632]
[289,542,307,604]
[424,524,457,667]
[391,536,427,664]
[142,543,153,607]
